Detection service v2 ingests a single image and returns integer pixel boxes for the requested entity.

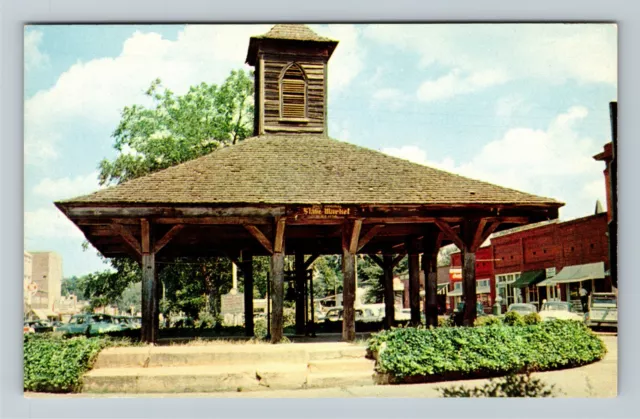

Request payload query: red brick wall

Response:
[492,213,609,275]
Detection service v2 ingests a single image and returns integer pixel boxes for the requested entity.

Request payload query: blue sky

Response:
[24,24,617,278]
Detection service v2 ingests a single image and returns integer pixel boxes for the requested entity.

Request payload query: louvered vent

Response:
[280,64,307,119]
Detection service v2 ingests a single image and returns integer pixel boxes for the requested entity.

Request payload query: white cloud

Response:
[25,206,84,241]
[371,88,409,110]
[312,24,365,93]
[25,24,366,166]
[24,29,50,71]
[495,95,528,118]
[364,24,616,101]
[33,171,103,201]
[383,107,606,220]
[417,68,508,102]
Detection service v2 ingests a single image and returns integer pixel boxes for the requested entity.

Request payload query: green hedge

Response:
[24,333,129,393]
[368,320,606,383]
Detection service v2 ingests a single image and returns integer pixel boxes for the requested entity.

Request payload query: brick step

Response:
[308,358,375,373]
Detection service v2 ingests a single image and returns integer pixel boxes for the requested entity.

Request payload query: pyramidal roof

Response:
[60,135,562,207]
[254,24,335,42]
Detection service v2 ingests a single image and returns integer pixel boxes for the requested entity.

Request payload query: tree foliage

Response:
[81,70,255,316]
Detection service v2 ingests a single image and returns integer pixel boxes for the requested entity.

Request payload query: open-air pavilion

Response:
[56,24,563,343]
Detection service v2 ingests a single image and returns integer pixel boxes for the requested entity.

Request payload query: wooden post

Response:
[461,249,477,327]
[423,231,442,328]
[243,253,254,337]
[342,247,356,341]
[383,254,394,329]
[408,238,421,326]
[270,251,285,343]
[295,251,306,335]
[140,219,157,344]
[341,220,360,342]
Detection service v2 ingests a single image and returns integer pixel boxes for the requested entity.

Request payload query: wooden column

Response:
[408,238,421,326]
[341,220,361,342]
[383,254,394,329]
[140,219,157,344]
[461,249,477,326]
[435,218,501,327]
[423,231,442,328]
[243,253,254,337]
[342,248,356,341]
[295,251,306,335]
[270,252,285,343]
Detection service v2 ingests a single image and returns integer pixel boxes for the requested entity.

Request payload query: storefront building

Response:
[491,213,611,312]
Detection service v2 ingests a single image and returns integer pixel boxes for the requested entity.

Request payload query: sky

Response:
[23,24,617,278]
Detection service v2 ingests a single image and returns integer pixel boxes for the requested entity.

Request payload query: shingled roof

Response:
[254,24,335,42]
[60,135,562,207]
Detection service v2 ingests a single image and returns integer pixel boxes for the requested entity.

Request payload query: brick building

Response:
[448,245,495,312]
[491,213,610,312]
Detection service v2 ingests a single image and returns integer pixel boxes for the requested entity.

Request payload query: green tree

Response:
[61,276,85,300]
[81,69,257,318]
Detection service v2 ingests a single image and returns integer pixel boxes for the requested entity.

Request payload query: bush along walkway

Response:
[367,320,606,384]
[23,333,135,393]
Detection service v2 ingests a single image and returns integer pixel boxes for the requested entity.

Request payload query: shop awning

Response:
[512,270,545,289]
[537,262,605,286]
[32,309,58,320]
[437,283,448,294]
[447,289,462,297]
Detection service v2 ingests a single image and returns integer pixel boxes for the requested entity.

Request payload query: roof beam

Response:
[349,219,363,254]
[111,223,142,257]
[153,224,184,253]
[304,254,320,270]
[141,219,151,253]
[434,219,466,251]
[244,225,274,255]
[357,224,385,252]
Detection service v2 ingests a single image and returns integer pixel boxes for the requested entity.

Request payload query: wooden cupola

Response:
[246,24,338,136]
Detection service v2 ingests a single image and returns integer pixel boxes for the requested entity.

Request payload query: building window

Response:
[279,63,307,119]
[454,282,462,291]
[477,279,490,288]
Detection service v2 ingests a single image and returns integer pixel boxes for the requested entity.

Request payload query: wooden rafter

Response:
[471,218,488,253]
[304,254,320,270]
[357,224,385,252]
[274,218,286,253]
[368,254,385,269]
[153,224,184,253]
[244,225,274,254]
[348,219,363,253]
[434,219,466,250]
[392,252,407,268]
[111,223,142,257]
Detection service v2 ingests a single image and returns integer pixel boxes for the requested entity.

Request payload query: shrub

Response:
[438,371,560,397]
[474,316,502,327]
[503,311,525,326]
[368,320,606,382]
[438,316,453,328]
[254,318,268,339]
[24,333,123,393]
[523,313,541,325]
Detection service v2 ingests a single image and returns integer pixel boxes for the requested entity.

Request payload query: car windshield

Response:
[542,302,571,311]
[592,296,617,306]
[92,315,113,323]
[509,304,536,313]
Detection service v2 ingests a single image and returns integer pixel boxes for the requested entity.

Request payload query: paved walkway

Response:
[25,334,616,398]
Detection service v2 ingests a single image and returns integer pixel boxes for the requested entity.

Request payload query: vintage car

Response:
[507,303,538,316]
[323,307,366,323]
[538,301,583,322]
[23,320,55,333]
[584,292,617,329]
[55,313,124,336]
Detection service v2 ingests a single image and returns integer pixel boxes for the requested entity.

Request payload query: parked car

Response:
[323,307,366,323]
[507,303,538,316]
[23,320,55,333]
[452,302,486,325]
[584,292,617,329]
[56,313,124,336]
[538,301,583,322]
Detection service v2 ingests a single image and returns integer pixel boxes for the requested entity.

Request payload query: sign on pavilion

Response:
[56,24,563,344]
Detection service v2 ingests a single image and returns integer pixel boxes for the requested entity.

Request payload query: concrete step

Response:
[93,343,368,369]
[84,363,309,393]
[306,371,376,389]
[308,358,375,374]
